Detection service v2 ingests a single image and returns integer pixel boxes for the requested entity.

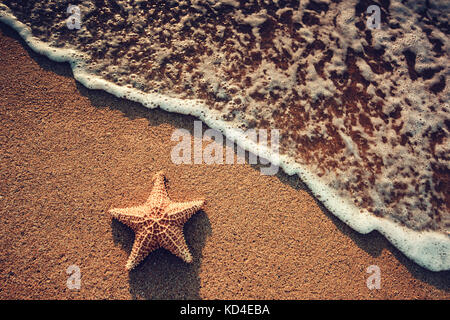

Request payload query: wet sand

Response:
[0,23,449,300]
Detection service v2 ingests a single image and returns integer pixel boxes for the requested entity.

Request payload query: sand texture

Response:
[0,24,449,299]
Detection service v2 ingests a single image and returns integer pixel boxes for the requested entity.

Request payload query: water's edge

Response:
[1,9,448,272]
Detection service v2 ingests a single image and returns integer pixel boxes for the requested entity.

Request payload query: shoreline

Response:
[0,23,449,299]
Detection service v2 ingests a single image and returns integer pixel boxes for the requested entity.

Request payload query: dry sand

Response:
[0,23,449,300]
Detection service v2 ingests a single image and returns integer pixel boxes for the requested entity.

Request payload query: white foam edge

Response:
[1,8,449,271]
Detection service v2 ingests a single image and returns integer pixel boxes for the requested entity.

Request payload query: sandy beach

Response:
[0,23,449,299]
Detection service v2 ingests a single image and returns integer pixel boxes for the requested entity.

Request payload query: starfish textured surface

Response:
[109,171,205,270]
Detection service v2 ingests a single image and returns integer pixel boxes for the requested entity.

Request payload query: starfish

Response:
[109,171,205,270]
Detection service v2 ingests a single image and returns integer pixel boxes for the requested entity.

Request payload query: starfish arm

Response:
[109,207,147,229]
[110,171,205,269]
[125,230,159,270]
[164,200,205,225]
[160,226,193,263]
[145,171,170,208]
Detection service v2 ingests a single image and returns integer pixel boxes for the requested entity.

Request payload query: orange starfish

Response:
[109,171,205,270]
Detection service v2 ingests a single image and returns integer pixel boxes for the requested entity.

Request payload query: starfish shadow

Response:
[111,210,211,299]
